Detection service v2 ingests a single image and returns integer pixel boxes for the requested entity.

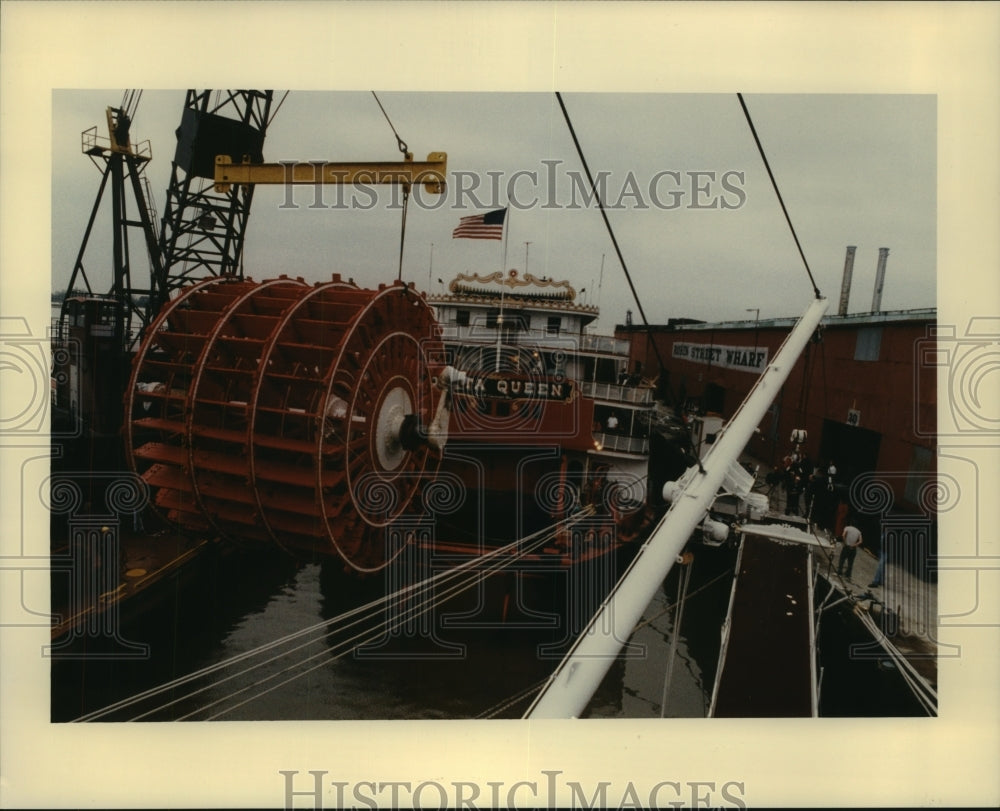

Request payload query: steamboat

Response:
[425,268,658,549]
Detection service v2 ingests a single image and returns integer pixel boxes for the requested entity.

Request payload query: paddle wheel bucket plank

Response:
[126,275,446,570]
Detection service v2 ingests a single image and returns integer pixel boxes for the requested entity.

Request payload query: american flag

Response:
[451,208,506,240]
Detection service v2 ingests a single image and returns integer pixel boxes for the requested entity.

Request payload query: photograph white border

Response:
[2,2,998,807]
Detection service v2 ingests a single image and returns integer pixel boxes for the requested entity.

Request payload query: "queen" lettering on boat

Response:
[453,373,575,401]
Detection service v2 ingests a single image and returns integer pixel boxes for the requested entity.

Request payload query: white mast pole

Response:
[525,295,829,718]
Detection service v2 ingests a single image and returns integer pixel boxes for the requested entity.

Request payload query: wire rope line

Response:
[270,90,290,123]
[179,516,588,721]
[79,521,562,721]
[370,91,411,282]
[810,540,937,717]
[74,510,595,722]
[395,187,411,283]
[659,557,693,717]
[629,567,732,634]
[119,89,142,121]
[736,93,822,299]
[554,92,670,380]
[189,531,570,722]
[371,91,409,157]
[852,610,937,716]
[476,676,553,719]
[508,559,731,719]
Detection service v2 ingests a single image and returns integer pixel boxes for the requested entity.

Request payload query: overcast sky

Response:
[52,90,935,331]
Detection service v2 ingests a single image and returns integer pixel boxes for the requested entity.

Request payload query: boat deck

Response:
[710,533,816,717]
[49,522,217,646]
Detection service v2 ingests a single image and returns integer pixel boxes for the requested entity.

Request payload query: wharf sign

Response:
[452,373,575,401]
[672,341,769,373]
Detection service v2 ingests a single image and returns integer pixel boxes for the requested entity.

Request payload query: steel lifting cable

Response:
[270,90,290,123]
[736,93,822,300]
[191,513,596,720]
[630,567,732,633]
[658,556,693,717]
[810,559,937,716]
[175,516,590,722]
[190,547,555,722]
[79,523,559,721]
[119,89,141,121]
[486,566,717,720]
[477,676,553,719]
[554,92,672,384]
[372,91,411,281]
[852,610,937,715]
[75,511,593,722]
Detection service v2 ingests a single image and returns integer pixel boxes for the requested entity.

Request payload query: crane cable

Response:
[170,514,590,721]
[477,558,731,720]
[74,510,595,722]
[659,556,693,717]
[736,93,822,300]
[372,91,411,282]
[554,92,672,383]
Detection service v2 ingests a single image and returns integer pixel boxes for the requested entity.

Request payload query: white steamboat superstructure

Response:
[427,270,655,518]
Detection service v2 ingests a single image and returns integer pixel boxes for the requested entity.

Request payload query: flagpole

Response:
[496,207,510,372]
[597,253,605,310]
[427,242,434,291]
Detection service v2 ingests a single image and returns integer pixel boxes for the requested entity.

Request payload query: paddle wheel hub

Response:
[125,274,445,571]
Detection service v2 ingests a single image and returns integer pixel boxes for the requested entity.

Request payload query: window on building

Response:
[547,316,561,335]
[456,310,470,327]
[855,327,882,361]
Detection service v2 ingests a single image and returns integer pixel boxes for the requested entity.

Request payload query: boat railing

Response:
[580,381,653,406]
[593,431,650,456]
[579,333,631,356]
[441,325,631,357]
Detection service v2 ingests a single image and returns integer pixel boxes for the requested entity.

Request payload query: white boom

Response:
[525,295,829,718]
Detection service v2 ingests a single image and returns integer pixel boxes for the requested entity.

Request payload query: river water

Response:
[51,537,736,722]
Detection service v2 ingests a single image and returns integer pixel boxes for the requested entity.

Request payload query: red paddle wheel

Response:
[125,275,445,571]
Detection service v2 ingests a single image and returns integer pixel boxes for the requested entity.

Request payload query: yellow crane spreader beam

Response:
[214,153,447,194]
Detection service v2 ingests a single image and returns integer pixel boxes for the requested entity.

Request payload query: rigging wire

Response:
[658,556,693,717]
[179,517,588,721]
[371,91,409,156]
[269,90,290,123]
[736,93,822,299]
[809,531,937,717]
[75,511,595,722]
[476,676,553,719]
[371,91,411,281]
[189,534,564,721]
[629,566,732,634]
[554,92,672,383]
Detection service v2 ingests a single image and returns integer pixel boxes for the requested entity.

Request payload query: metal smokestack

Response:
[871,247,889,312]
[838,245,856,316]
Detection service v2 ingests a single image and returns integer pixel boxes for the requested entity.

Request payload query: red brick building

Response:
[617,307,936,513]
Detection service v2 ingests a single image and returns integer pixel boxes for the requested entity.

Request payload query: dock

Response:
[810,530,938,699]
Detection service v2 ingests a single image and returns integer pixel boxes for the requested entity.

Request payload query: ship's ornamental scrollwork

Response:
[448,270,577,300]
